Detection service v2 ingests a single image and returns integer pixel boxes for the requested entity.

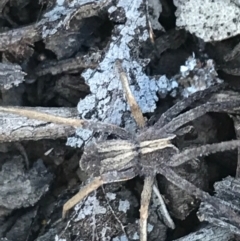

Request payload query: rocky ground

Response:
[1,0,240,240]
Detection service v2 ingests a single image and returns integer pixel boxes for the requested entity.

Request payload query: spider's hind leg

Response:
[62,176,104,219]
[62,168,137,219]
[139,176,154,241]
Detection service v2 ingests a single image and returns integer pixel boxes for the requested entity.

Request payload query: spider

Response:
[1,60,240,241]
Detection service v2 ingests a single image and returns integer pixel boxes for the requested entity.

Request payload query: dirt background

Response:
[1,0,240,240]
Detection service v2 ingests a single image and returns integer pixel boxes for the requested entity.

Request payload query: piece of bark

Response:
[0,0,110,51]
[0,107,78,142]
[0,24,40,51]
[174,0,240,42]
[0,63,26,89]
[176,58,223,98]
[2,42,34,66]
[46,75,90,107]
[27,74,90,107]
[3,208,38,241]
[197,176,240,235]
[33,51,101,77]
[173,224,234,241]
[0,84,25,106]
[44,15,105,60]
[0,157,53,215]
[0,0,11,27]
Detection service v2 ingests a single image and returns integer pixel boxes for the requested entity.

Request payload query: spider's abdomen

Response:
[80,140,138,177]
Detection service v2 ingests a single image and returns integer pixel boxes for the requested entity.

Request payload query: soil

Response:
[1,0,240,241]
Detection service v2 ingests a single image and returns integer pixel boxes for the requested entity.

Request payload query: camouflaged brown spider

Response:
[1,60,240,241]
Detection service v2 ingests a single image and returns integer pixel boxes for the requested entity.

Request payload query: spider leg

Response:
[115,59,146,128]
[62,176,104,219]
[62,168,137,219]
[156,84,225,128]
[139,176,154,241]
[159,165,237,212]
[0,106,130,139]
[159,165,238,220]
[140,100,240,141]
[152,183,175,229]
[159,165,209,200]
[168,139,240,167]
[161,100,240,135]
[174,125,194,137]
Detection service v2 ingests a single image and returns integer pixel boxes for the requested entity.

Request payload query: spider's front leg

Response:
[62,176,103,219]
[63,139,139,218]
[62,168,137,219]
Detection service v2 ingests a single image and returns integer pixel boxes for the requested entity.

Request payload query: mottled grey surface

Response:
[174,0,240,42]
[0,63,26,89]
[148,0,164,31]
[3,208,37,241]
[0,157,53,211]
[75,0,179,142]
[62,0,225,158]
[66,128,93,148]
[173,224,234,241]
[75,0,223,143]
